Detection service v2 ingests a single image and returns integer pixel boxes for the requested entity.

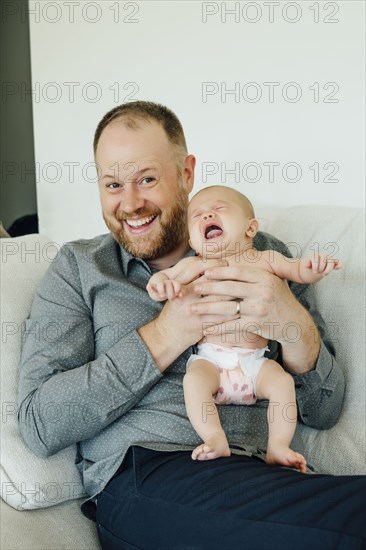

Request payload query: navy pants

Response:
[96,446,366,549]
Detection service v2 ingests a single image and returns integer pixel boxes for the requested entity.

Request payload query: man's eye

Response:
[106,182,121,190]
[139,177,156,186]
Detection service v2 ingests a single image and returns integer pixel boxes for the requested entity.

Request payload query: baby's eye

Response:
[215,206,225,210]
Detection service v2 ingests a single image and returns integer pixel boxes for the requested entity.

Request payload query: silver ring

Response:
[235,300,241,315]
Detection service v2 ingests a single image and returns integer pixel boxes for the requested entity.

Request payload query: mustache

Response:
[115,207,161,222]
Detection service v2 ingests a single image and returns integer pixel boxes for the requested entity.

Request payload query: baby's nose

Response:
[203,212,213,220]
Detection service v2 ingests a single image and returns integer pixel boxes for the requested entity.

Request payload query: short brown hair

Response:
[93,101,188,165]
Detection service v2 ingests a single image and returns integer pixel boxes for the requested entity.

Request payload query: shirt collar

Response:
[118,240,196,276]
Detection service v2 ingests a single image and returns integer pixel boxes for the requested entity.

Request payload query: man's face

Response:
[96,119,193,261]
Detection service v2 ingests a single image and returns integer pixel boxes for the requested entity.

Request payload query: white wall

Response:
[29,0,365,244]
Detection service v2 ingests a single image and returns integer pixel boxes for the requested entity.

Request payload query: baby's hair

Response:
[190,186,255,218]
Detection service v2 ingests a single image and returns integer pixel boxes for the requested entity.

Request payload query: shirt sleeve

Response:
[285,280,345,430]
[18,243,162,458]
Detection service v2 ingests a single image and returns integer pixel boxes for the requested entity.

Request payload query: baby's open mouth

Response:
[205,224,223,239]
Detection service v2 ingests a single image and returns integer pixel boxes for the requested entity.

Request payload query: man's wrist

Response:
[279,306,321,374]
[137,317,187,373]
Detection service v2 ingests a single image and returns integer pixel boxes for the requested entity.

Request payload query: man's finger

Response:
[194,298,273,319]
[181,258,228,284]
[203,264,267,283]
[204,318,263,336]
[194,280,253,298]
[199,314,238,325]
[199,294,237,303]
[191,300,242,316]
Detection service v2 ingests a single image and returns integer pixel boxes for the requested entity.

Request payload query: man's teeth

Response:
[126,215,156,228]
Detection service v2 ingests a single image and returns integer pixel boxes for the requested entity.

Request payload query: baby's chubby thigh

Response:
[255,359,295,402]
[183,357,221,397]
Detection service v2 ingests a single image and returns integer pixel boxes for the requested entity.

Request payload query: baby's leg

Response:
[183,359,231,461]
[256,360,307,473]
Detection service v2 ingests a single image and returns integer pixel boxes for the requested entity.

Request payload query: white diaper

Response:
[186,342,269,405]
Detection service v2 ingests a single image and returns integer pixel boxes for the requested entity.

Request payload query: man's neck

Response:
[147,240,192,271]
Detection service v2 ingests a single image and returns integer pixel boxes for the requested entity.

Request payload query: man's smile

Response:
[123,214,158,234]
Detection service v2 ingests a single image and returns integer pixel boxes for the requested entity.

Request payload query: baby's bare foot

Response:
[266,441,307,473]
[191,431,231,461]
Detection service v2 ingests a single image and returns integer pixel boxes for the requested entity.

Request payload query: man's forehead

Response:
[96,119,172,168]
[100,158,163,181]
[99,118,168,147]
[105,116,150,134]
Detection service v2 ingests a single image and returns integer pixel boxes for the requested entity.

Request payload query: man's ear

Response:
[245,218,259,238]
[183,155,196,194]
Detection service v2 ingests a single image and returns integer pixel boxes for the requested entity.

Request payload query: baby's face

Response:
[188,187,254,257]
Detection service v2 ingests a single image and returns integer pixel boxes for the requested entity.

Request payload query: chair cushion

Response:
[0,498,99,549]
[257,205,365,475]
[0,236,86,510]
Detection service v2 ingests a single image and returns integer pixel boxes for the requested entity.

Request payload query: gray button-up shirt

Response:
[18,231,345,498]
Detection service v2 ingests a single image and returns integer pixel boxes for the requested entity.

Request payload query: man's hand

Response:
[146,257,227,302]
[139,260,234,372]
[189,265,321,375]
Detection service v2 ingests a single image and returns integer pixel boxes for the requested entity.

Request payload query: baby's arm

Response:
[147,270,182,301]
[147,256,202,301]
[264,250,342,284]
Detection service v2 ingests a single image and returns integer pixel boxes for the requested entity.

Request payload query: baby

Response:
[147,186,342,472]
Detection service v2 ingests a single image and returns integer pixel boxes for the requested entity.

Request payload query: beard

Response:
[103,186,189,261]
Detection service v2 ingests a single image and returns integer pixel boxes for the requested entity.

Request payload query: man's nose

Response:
[121,185,145,214]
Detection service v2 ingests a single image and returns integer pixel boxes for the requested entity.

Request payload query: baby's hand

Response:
[303,254,342,276]
[147,279,183,301]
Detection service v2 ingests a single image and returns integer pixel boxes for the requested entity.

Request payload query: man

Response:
[18,101,365,549]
